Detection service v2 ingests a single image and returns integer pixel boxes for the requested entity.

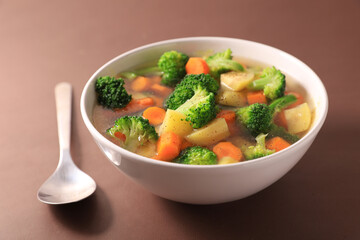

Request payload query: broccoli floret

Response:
[107,116,158,152]
[205,49,244,79]
[244,133,275,160]
[95,76,132,109]
[174,146,217,165]
[176,87,217,129]
[236,94,297,136]
[165,73,219,110]
[237,103,272,137]
[158,50,189,86]
[247,66,286,100]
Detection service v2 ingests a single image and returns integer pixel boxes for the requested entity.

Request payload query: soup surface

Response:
[93,50,312,165]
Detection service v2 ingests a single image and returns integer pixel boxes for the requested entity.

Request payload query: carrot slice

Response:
[131,76,152,92]
[266,137,291,152]
[216,110,236,124]
[285,92,304,109]
[247,90,267,105]
[150,83,172,96]
[151,75,162,83]
[213,142,243,162]
[274,110,288,130]
[116,97,155,113]
[114,131,126,142]
[153,132,182,161]
[185,57,210,74]
[142,106,166,125]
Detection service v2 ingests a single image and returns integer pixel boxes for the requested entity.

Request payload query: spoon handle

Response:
[55,82,72,151]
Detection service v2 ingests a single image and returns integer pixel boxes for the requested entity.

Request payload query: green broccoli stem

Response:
[119,66,162,80]
[269,94,297,114]
[247,76,272,90]
[267,124,299,144]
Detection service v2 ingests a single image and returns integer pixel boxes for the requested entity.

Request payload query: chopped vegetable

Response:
[216,90,247,107]
[142,107,166,125]
[221,71,255,91]
[243,133,275,160]
[213,142,243,162]
[284,102,311,134]
[95,76,132,109]
[218,157,239,165]
[206,49,244,78]
[159,109,193,137]
[154,132,182,161]
[116,97,155,113]
[236,94,297,136]
[185,118,230,146]
[247,66,285,100]
[149,83,172,96]
[246,90,267,105]
[107,116,158,152]
[185,57,210,74]
[131,76,152,92]
[165,73,219,110]
[174,146,217,165]
[158,50,189,86]
[266,137,291,152]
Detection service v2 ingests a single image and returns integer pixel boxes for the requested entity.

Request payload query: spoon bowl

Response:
[37,82,96,204]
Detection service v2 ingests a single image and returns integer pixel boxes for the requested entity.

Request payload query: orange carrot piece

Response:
[266,137,291,152]
[153,132,182,161]
[285,91,304,109]
[150,83,172,96]
[185,57,210,75]
[247,91,267,105]
[274,110,288,130]
[116,97,155,113]
[216,110,236,124]
[213,142,243,162]
[180,139,194,151]
[216,110,238,135]
[142,106,166,125]
[131,76,152,92]
[114,131,126,142]
[151,75,162,83]
[135,97,155,106]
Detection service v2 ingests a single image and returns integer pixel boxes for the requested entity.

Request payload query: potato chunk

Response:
[185,118,230,146]
[284,103,311,134]
[159,109,193,137]
[220,71,255,91]
[216,90,247,107]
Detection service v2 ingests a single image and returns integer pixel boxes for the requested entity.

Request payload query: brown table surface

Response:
[1,0,360,239]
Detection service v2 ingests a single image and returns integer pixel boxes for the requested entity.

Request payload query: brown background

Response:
[1,0,360,239]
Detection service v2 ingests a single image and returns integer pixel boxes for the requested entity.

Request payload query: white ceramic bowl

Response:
[81,37,328,204]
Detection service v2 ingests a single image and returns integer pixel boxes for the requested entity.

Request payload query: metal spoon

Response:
[37,82,96,204]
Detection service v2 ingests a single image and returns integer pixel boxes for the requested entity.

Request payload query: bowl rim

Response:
[80,36,328,169]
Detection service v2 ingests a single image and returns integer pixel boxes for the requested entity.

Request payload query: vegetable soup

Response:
[92,49,313,165]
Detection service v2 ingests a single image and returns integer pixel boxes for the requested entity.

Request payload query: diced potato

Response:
[159,109,193,137]
[216,90,247,107]
[284,103,311,134]
[185,118,230,146]
[220,71,255,91]
[218,157,239,165]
